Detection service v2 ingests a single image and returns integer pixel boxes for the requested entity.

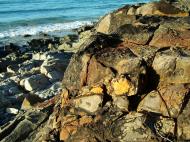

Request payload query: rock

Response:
[0,95,11,108]
[149,20,190,48]
[136,1,189,17]
[6,108,19,115]
[60,128,70,141]
[116,24,155,45]
[17,60,42,74]
[96,7,136,34]
[111,76,136,96]
[40,51,72,61]
[155,117,175,138]
[87,56,114,86]
[112,96,129,112]
[113,112,155,141]
[24,74,50,91]
[34,82,62,99]
[152,48,190,84]
[137,90,169,116]
[73,95,103,114]
[158,84,189,118]
[0,79,20,95]
[177,99,190,140]
[0,110,48,142]
[79,116,93,126]
[58,43,72,51]
[7,65,18,74]
[47,71,63,83]
[62,34,121,90]
[21,95,43,110]
[40,59,67,77]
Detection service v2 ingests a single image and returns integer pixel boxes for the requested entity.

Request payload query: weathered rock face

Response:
[96,8,136,34]
[152,48,190,84]
[138,84,189,118]
[150,20,190,48]
[2,1,190,142]
[136,1,189,17]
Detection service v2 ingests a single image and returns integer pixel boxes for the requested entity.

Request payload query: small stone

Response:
[113,96,129,112]
[21,95,43,110]
[74,95,103,114]
[24,74,50,91]
[6,108,19,115]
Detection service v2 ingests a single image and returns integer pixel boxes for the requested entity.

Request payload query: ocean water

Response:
[0,0,155,40]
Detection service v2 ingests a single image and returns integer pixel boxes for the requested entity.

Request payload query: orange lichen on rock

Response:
[90,86,104,94]
[61,89,69,108]
[111,77,134,96]
[79,116,93,126]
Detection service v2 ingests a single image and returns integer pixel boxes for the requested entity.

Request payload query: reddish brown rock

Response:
[87,56,114,86]
[150,23,190,48]
[158,84,189,118]
[116,24,155,45]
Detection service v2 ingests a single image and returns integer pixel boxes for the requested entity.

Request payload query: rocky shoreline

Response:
[1,0,190,141]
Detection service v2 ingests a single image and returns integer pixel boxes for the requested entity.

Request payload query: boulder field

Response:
[1,0,190,142]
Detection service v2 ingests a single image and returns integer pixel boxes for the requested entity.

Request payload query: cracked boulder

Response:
[150,20,190,49]
[153,48,190,84]
[138,84,189,118]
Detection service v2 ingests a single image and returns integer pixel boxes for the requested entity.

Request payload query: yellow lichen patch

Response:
[79,116,93,126]
[90,86,104,94]
[111,77,131,96]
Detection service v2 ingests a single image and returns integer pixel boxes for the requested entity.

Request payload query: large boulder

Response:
[149,20,190,48]
[136,1,189,17]
[152,48,190,84]
[138,84,189,118]
[96,6,136,34]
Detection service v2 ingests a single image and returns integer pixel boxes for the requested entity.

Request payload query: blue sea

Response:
[0,0,155,41]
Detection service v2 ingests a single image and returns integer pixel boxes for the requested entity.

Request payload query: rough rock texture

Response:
[1,1,190,142]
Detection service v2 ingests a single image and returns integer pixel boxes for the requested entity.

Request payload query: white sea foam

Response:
[0,21,93,38]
